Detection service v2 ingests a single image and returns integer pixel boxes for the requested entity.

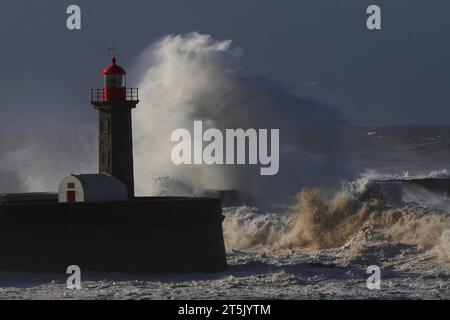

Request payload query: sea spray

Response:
[131,32,352,206]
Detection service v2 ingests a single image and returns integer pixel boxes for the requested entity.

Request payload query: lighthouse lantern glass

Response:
[104,74,125,88]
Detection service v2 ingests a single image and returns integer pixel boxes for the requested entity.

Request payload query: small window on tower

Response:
[102,118,110,133]
[67,183,75,189]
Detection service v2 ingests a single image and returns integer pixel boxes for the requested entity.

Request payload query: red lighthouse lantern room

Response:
[91,54,139,104]
[102,57,126,101]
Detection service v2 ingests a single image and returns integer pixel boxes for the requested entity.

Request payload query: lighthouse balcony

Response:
[91,88,139,108]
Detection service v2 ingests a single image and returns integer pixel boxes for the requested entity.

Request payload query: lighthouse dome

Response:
[102,57,126,75]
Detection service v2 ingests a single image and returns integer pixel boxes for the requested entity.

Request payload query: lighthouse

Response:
[91,53,139,199]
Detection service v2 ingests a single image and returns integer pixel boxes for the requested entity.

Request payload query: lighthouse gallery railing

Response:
[91,88,139,102]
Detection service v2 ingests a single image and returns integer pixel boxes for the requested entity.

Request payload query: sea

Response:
[0,126,449,299]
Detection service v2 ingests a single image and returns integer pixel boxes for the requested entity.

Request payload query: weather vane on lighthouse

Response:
[107,45,120,60]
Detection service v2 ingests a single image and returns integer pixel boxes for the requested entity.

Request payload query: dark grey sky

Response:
[1,0,449,131]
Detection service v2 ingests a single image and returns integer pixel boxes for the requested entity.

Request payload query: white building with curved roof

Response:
[58,174,128,203]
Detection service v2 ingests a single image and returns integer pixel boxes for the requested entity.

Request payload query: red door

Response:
[66,191,76,203]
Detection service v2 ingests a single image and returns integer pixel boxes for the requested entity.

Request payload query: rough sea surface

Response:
[0,126,450,299]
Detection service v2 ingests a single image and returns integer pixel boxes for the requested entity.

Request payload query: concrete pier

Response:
[0,197,227,273]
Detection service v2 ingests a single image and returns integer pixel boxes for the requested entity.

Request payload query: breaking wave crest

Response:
[132,32,352,206]
[223,186,450,264]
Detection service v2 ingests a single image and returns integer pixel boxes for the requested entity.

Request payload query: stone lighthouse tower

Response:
[91,53,139,199]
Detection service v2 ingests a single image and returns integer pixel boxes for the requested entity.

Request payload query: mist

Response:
[0,131,96,193]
